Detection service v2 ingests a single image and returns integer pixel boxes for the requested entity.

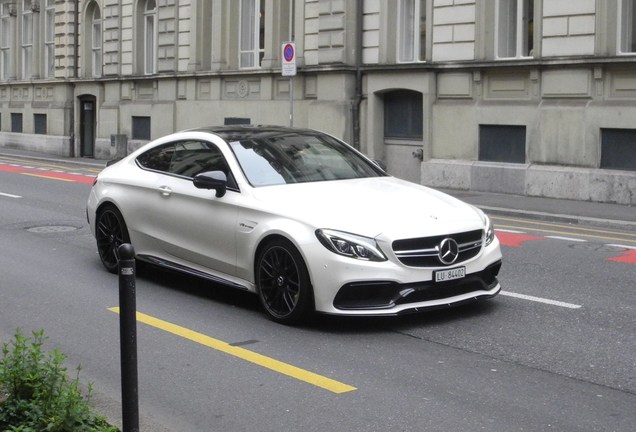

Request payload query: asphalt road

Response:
[1,155,635,431]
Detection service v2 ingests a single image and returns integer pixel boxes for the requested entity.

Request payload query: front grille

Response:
[392,229,483,267]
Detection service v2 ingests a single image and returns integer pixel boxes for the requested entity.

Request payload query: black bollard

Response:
[118,243,139,432]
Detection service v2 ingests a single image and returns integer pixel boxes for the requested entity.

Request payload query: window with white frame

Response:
[398,0,427,62]
[496,0,533,58]
[239,0,265,68]
[144,0,156,74]
[91,5,102,77]
[0,3,11,80]
[45,0,55,78]
[22,0,33,78]
[619,0,636,53]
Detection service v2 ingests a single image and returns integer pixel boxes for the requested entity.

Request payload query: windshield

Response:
[229,132,384,187]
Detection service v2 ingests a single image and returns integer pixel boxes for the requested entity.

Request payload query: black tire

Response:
[256,239,314,324]
[95,205,131,274]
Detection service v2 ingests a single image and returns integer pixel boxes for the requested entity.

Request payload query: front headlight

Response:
[484,214,495,246]
[316,229,387,261]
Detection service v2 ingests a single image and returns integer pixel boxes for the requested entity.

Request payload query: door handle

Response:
[158,186,172,197]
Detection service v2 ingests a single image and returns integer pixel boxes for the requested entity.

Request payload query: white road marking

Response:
[545,236,587,242]
[606,244,636,250]
[0,191,22,198]
[495,229,526,234]
[500,291,582,309]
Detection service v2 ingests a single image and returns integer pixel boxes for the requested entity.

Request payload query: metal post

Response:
[118,244,139,432]
[289,0,294,127]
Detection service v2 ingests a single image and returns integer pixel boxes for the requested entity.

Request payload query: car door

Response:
[136,140,240,277]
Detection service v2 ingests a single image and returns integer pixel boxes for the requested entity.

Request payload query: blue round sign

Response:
[284,44,295,62]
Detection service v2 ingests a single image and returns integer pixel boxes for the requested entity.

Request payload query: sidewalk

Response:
[2,147,634,231]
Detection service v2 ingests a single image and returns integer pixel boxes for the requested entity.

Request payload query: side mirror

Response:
[193,171,227,198]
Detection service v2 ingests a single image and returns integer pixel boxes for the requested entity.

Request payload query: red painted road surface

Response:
[0,162,95,185]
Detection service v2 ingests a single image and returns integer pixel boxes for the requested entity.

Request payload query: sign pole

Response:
[282,42,296,127]
[290,77,294,127]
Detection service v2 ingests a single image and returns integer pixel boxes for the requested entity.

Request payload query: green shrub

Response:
[0,329,119,432]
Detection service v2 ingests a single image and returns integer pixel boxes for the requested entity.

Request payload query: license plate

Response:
[434,266,466,283]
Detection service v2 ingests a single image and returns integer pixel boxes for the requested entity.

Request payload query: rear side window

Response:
[137,144,174,172]
[136,140,237,189]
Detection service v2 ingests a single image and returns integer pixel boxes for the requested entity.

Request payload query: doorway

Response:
[79,95,96,157]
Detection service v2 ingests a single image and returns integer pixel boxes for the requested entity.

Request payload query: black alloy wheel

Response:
[256,239,313,324]
[96,205,131,274]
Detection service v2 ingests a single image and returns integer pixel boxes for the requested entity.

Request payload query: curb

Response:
[480,205,636,231]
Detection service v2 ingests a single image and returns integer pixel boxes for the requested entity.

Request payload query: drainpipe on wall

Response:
[352,0,363,150]
[69,0,79,157]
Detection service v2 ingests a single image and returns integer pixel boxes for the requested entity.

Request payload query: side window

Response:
[136,141,238,189]
[169,140,229,178]
[136,143,175,172]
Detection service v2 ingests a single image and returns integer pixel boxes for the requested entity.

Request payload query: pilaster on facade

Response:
[177,0,190,72]
[432,0,476,62]
[362,0,380,64]
[103,0,122,76]
[316,0,352,65]
[120,0,134,76]
[56,0,78,79]
[542,0,596,56]
[157,0,177,73]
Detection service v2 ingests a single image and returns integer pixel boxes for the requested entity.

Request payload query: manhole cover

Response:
[27,226,78,234]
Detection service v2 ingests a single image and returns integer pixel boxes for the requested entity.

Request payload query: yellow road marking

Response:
[108,307,357,394]
[20,172,74,182]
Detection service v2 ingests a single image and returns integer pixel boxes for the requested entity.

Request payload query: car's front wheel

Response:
[95,205,131,273]
[256,239,314,324]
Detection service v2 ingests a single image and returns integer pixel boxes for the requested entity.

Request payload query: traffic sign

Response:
[282,42,296,76]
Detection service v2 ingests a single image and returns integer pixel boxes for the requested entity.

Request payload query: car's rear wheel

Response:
[256,239,314,324]
[96,205,130,274]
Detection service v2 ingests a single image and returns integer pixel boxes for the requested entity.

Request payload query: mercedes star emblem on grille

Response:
[438,238,459,265]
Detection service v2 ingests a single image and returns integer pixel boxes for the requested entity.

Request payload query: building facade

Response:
[0,0,635,204]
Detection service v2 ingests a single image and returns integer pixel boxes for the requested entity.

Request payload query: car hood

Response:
[249,177,484,240]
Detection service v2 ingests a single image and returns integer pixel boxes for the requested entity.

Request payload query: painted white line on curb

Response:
[500,291,582,309]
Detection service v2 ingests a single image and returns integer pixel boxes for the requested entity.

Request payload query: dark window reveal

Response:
[479,124,526,163]
[132,116,151,140]
[11,113,23,133]
[384,90,423,139]
[34,114,47,134]
[601,128,636,171]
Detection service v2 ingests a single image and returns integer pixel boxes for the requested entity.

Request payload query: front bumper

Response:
[305,235,503,316]
[333,260,501,312]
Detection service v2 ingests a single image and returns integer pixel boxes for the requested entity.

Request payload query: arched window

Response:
[91,5,102,77]
[22,0,33,78]
[495,0,534,59]
[240,0,265,68]
[45,0,55,78]
[0,3,11,80]
[398,0,427,62]
[84,1,102,77]
[144,0,157,74]
[619,0,636,54]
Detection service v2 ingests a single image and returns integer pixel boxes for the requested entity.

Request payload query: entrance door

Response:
[79,96,96,157]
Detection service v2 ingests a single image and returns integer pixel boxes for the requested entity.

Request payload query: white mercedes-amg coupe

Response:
[88,126,502,324]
